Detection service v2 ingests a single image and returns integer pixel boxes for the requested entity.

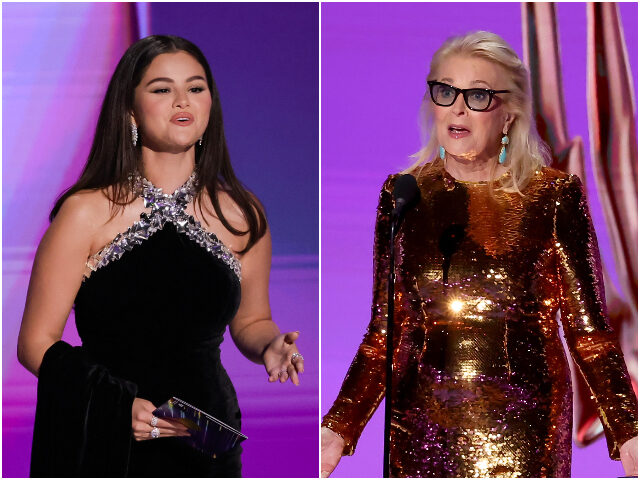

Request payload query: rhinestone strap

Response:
[85,171,241,281]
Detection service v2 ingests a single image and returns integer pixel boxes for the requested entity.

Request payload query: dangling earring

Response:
[499,134,509,164]
[439,145,446,161]
[198,136,203,146]
[131,123,138,147]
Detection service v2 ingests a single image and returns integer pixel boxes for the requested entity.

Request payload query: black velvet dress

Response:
[73,172,243,477]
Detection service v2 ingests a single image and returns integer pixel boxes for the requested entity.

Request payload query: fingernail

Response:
[321,471,329,478]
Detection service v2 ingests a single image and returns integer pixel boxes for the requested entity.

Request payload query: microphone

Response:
[392,174,420,231]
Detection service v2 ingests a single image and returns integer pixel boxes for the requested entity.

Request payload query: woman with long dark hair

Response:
[17,35,304,477]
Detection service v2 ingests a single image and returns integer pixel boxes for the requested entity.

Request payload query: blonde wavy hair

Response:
[405,31,551,194]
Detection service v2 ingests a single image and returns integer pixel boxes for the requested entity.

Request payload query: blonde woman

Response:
[321,31,637,477]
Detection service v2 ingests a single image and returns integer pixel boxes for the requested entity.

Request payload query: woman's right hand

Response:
[321,426,345,478]
[131,398,191,442]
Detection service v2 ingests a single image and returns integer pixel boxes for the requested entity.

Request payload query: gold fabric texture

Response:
[322,167,638,477]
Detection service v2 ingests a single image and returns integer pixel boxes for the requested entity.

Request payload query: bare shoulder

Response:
[44,189,117,262]
[216,189,252,229]
[193,187,267,255]
[53,189,111,232]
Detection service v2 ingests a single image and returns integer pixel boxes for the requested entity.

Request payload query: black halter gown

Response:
[73,172,243,477]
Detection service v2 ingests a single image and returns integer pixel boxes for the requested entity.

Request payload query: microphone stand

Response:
[383,218,398,478]
[382,174,419,478]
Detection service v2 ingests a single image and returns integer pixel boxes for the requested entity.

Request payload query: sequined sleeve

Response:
[322,175,396,455]
[555,174,638,460]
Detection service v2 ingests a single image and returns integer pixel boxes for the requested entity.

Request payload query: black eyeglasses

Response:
[427,81,510,111]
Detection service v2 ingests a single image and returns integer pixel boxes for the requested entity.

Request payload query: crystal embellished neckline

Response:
[130,170,198,209]
[84,169,242,281]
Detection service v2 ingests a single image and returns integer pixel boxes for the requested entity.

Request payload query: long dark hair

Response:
[50,35,266,254]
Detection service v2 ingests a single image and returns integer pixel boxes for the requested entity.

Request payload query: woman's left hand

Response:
[262,331,304,385]
[620,435,638,477]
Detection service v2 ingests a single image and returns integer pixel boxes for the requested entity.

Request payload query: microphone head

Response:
[393,174,420,216]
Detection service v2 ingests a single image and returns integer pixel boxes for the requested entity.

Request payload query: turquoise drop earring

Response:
[439,146,446,160]
[499,135,509,164]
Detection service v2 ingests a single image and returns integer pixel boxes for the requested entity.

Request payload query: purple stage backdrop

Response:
[321,2,637,478]
[3,3,318,478]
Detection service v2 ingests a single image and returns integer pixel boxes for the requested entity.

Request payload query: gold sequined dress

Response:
[322,167,638,477]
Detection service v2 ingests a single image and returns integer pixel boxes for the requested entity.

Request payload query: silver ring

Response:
[291,352,304,362]
[150,415,158,427]
[150,427,160,439]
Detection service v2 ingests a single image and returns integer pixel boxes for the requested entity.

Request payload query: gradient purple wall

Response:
[3,3,318,478]
[321,3,637,478]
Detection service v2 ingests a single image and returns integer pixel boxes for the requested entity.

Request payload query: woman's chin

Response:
[154,141,197,153]
[442,140,472,156]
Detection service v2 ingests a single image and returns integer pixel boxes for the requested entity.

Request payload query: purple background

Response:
[321,2,637,478]
[3,3,318,478]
